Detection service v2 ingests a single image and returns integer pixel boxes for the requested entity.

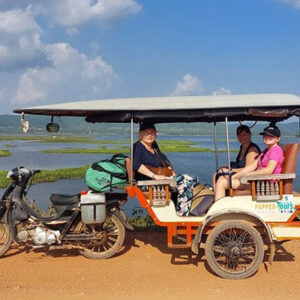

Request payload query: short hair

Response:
[236,125,251,135]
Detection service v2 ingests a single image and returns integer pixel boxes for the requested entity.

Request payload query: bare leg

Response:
[214,176,241,201]
[212,172,217,190]
[212,167,229,191]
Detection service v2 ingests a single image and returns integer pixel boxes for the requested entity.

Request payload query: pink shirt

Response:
[257,145,283,174]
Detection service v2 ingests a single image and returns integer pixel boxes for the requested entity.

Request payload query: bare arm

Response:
[245,146,260,165]
[243,160,277,176]
[233,159,258,179]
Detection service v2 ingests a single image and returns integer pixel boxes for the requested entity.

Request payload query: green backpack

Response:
[85,154,129,192]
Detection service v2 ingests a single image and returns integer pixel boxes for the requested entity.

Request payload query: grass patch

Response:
[41,146,238,154]
[0,135,100,143]
[127,207,165,231]
[0,165,89,188]
[158,140,197,145]
[0,149,12,157]
[41,148,130,154]
[127,215,164,231]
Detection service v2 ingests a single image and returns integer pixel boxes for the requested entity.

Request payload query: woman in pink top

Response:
[215,125,283,201]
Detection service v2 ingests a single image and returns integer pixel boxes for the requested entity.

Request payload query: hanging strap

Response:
[154,148,172,168]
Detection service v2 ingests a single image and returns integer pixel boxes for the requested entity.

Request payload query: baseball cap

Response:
[139,122,156,131]
[260,125,281,137]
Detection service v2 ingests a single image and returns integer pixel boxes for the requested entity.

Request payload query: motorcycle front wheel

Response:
[78,214,125,259]
[0,222,12,257]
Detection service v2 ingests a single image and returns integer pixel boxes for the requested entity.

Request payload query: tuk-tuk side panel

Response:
[128,186,204,224]
[207,195,299,223]
[203,196,300,244]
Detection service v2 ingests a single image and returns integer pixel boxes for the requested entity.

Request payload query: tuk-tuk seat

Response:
[126,157,176,206]
[137,179,176,206]
[239,143,298,200]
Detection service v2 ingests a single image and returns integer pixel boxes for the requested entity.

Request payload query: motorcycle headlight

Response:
[6,170,13,179]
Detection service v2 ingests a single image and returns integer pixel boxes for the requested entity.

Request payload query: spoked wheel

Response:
[78,214,125,259]
[0,222,12,257]
[205,220,264,279]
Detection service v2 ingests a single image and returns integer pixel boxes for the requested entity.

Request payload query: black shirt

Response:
[133,140,170,180]
[231,142,261,169]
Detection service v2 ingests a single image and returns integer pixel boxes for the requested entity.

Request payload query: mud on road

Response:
[1,231,300,300]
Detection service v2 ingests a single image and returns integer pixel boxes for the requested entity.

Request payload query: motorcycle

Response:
[0,167,132,259]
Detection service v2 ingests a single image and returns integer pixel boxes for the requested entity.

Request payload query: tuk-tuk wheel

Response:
[205,220,264,279]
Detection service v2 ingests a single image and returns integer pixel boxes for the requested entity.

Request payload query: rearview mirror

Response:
[46,122,60,133]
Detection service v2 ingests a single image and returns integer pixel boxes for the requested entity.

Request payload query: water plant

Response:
[0,135,100,143]
[0,149,11,157]
[40,146,238,154]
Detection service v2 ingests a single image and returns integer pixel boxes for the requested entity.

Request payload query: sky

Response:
[0,0,300,114]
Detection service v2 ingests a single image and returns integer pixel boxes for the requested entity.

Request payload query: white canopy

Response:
[14,93,300,123]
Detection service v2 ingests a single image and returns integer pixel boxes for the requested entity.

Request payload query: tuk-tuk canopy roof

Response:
[14,93,300,123]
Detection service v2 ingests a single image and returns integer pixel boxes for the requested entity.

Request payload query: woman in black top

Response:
[133,122,200,216]
[213,125,261,188]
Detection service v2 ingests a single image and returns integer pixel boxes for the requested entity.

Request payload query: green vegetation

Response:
[41,148,130,154]
[0,165,89,188]
[127,215,164,231]
[41,145,238,154]
[96,139,129,144]
[0,149,11,157]
[38,138,239,154]
[0,135,100,143]
[127,208,165,231]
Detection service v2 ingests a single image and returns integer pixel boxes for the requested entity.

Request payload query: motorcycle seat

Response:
[50,194,80,206]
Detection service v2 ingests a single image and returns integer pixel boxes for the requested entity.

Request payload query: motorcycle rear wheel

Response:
[0,223,12,257]
[79,214,125,259]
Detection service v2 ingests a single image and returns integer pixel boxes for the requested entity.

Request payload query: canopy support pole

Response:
[225,117,231,173]
[130,117,134,184]
[213,121,219,171]
[225,117,233,195]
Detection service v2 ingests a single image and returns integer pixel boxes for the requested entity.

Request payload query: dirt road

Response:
[1,231,300,300]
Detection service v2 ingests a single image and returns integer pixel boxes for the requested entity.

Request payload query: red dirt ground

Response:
[1,231,300,300]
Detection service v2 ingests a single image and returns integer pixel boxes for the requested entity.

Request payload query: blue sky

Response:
[0,0,300,114]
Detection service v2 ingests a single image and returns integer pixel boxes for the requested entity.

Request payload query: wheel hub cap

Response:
[230,246,240,256]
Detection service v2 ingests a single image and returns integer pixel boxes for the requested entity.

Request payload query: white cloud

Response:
[66,27,80,36]
[170,74,204,96]
[41,0,142,27]
[212,87,232,96]
[14,43,116,105]
[276,0,300,9]
[0,1,140,111]
[0,9,41,34]
[14,68,54,104]
[0,9,43,70]
[0,1,142,70]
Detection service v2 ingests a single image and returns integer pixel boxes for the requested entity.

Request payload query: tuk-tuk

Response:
[12,93,300,279]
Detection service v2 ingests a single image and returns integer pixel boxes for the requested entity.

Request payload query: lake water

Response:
[1,134,299,215]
